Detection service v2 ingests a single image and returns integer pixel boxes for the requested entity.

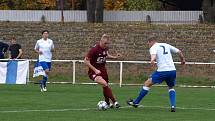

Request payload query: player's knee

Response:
[103,82,108,87]
[100,81,108,87]
[169,88,175,92]
[142,86,150,91]
[95,77,108,86]
[144,79,153,87]
[168,86,174,89]
[45,69,49,75]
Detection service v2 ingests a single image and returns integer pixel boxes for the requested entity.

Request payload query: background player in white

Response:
[127,36,185,112]
[35,30,54,92]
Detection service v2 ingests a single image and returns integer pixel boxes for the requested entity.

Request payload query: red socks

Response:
[103,86,116,104]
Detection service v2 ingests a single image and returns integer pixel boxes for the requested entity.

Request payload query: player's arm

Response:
[34,42,42,54]
[34,48,42,54]
[8,46,11,59]
[51,41,55,52]
[15,44,23,59]
[149,46,157,66]
[107,51,122,59]
[16,49,23,59]
[177,50,185,65]
[3,43,8,53]
[169,44,185,65]
[8,51,11,59]
[84,57,101,75]
[150,54,156,66]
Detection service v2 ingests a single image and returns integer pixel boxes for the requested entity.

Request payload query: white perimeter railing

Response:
[1,59,215,88]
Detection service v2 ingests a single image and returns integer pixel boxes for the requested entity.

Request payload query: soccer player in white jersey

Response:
[127,36,185,112]
[34,30,54,92]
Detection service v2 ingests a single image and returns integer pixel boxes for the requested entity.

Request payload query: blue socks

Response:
[40,80,43,89]
[133,86,150,104]
[40,76,48,89]
[133,86,176,107]
[169,89,176,108]
[43,76,48,87]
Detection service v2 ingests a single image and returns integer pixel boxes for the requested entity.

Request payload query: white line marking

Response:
[0,105,215,113]
[0,108,96,113]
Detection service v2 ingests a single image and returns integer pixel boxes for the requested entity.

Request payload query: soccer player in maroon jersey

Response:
[84,34,121,108]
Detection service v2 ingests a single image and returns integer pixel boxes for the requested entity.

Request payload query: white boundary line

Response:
[1,105,215,113]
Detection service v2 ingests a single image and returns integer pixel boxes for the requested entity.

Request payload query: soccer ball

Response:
[97,101,108,110]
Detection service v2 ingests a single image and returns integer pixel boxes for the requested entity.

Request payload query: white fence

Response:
[30,59,215,88]
[0,10,203,23]
[1,59,215,88]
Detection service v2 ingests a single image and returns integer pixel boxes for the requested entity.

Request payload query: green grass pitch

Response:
[0,84,215,121]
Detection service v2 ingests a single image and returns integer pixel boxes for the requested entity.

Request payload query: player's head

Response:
[10,37,16,44]
[100,34,110,49]
[42,30,49,40]
[147,36,157,47]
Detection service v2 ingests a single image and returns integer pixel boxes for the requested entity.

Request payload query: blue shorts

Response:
[39,62,51,71]
[150,70,176,87]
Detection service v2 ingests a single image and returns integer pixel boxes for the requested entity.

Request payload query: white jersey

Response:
[35,38,54,62]
[149,43,179,72]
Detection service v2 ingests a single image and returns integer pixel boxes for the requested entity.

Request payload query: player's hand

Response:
[95,69,101,75]
[150,60,156,67]
[39,51,43,55]
[181,59,185,65]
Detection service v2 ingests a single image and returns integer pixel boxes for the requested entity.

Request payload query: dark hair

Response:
[147,36,156,42]
[42,30,49,34]
[11,37,16,40]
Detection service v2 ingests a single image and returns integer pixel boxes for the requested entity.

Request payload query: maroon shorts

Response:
[88,69,109,83]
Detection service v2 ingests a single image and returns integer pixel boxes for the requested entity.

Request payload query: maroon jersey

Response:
[86,43,109,82]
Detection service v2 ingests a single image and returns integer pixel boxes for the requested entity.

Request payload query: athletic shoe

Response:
[127,99,138,108]
[108,103,114,109]
[171,107,176,112]
[43,87,47,92]
[114,102,120,108]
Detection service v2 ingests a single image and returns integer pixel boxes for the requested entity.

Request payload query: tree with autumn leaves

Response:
[1,0,214,23]
[0,0,160,10]
[0,0,56,10]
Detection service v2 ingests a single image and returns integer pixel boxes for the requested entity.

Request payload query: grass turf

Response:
[0,84,214,121]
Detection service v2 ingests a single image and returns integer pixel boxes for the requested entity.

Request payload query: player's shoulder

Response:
[157,42,168,45]
[90,43,99,50]
[37,38,43,43]
[48,38,53,42]
[157,43,172,48]
[150,42,159,49]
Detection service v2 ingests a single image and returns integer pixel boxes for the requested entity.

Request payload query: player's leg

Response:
[134,79,152,104]
[127,71,161,107]
[127,78,152,107]
[94,76,115,102]
[168,87,176,112]
[102,73,120,108]
[166,71,176,112]
[42,62,51,91]
[94,76,110,105]
[39,62,49,92]
[42,69,49,91]
[95,76,119,108]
